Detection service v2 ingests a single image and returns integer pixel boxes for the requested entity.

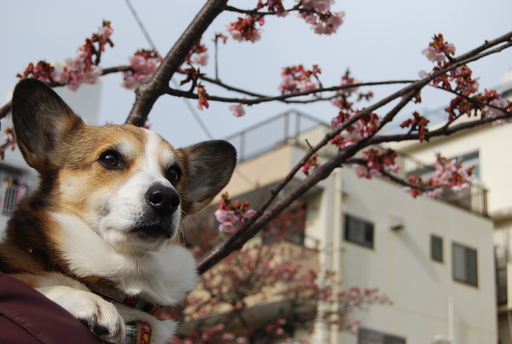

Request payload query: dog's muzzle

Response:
[130,183,180,240]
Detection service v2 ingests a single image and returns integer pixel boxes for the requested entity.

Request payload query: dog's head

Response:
[11,79,236,253]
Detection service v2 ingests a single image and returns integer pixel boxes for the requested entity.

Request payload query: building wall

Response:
[226,143,497,343]
[337,170,496,344]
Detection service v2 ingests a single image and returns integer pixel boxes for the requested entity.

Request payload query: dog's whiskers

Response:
[178,211,197,248]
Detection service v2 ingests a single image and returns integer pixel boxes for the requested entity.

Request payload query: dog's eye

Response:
[166,166,181,185]
[99,150,122,169]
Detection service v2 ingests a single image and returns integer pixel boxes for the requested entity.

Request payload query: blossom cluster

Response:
[196,84,210,110]
[330,111,380,149]
[300,154,321,176]
[17,21,113,90]
[226,15,264,43]
[0,127,16,160]
[278,65,321,94]
[400,111,430,142]
[225,0,344,43]
[421,34,456,65]
[214,193,256,234]
[330,72,373,110]
[297,0,345,35]
[260,0,287,17]
[186,40,209,66]
[420,34,511,125]
[311,269,392,332]
[352,149,400,179]
[122,49,162,89]
[405,155,474,198]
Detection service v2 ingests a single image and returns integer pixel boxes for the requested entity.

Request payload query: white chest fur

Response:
[52,212,197,305]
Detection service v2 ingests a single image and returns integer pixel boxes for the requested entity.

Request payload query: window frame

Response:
[431,235,443,263]
[344,214,375,249]
[452,242,478,287]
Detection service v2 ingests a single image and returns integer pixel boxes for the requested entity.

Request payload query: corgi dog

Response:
[0,79,236,343]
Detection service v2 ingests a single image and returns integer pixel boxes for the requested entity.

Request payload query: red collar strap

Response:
[88,284,158,344]
[88,283,160,315]
[132,321,152,344]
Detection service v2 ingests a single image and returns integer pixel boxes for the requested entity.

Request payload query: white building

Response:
[0,83,101,229]
[219,109,497,343]
[396,67,512,344]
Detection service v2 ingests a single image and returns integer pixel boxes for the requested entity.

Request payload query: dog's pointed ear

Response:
[179,140,237,214]
[11,79,85,172]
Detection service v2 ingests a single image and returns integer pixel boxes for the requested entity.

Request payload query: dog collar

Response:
[88,283,160,315]
[87,284,158,344]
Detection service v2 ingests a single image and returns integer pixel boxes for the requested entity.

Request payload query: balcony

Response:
[224,110,488,216]
[0,172,31,214]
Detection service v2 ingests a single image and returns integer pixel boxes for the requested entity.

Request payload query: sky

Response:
[1,0,511,148]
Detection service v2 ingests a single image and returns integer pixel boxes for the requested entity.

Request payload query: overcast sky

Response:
[1,1,511,148]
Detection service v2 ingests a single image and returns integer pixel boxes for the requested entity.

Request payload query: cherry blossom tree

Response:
[1,0,512,339]
[171,197,391,343]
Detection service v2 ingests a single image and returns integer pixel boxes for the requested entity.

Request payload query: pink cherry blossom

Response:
[196,84,210,110]
[422,46,445,64]
[404,156,474,198]
[19,21,114,90]
[226,15,263,43]
[484,98,511,125]
[278,65,321,94]
[299,10,345,35]
[301,154,321,176]
[330,112,381,148]
[215,193,256,234]
[122,50,161,89]
[352,149,400,179]
[422,34,456,65]
[299,0,335,12]
[191,51,208,66]
[229,103,246,117]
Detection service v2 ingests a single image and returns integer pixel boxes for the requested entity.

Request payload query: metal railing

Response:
[225,111,488,216]
[0,180,30,214]
[385,148,488,216]
[224,110,334,163]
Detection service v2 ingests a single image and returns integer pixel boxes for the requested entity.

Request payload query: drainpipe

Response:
[448,297,455,344]
[315,169,342,344]
[331,169,343,344]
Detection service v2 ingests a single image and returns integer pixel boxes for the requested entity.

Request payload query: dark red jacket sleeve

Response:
[0,272,101,344]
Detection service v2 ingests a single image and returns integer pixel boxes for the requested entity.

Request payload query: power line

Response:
[124,0,214,140]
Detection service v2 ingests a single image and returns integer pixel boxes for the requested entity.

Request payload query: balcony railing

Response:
[224,110,335,163]
[0,175,30,214]
[225,111,488,216]
[378,146,488,216]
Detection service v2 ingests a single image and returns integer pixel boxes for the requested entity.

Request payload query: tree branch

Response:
[196,30,512,274]
[124,0,229,126]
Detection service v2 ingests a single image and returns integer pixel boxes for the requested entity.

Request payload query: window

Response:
[344,214,374,248]
[453,243,478,286]
[359,328,406,344]
[431,235,443,262]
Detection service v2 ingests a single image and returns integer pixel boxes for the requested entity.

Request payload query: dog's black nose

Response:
[146,183,180,215]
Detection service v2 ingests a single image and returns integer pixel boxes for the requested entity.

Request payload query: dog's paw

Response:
[55,290,125,343]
